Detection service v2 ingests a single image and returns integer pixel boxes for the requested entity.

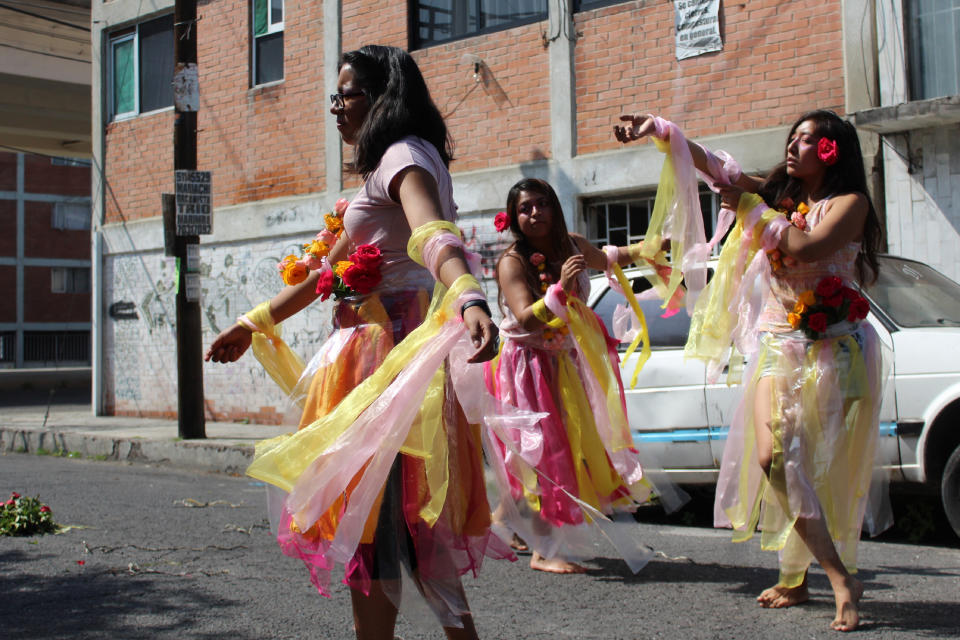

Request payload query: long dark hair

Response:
[757,109,882,284]
[339,45,453,178]
[496,178,576,303]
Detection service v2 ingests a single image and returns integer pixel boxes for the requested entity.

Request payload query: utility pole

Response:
[172,0,205,439]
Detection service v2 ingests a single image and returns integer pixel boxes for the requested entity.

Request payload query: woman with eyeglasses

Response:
[614,110,890,632]
[206,45,504,639]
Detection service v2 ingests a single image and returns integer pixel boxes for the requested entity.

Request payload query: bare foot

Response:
[529,552,587,574]
[757,579,809,608]
[830,576,863,632]
[509,533,529,553]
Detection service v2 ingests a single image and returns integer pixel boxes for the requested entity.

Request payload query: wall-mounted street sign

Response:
[175,169,212,235]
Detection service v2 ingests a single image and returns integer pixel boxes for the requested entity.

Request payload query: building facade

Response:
[0,152,92,370]
[89,0,959,420]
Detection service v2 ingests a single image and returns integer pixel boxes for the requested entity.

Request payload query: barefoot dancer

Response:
[615,111,891,631]
[485,178,683,575]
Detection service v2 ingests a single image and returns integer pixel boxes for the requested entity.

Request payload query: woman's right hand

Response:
[205,323,253,364]
[614,114,659,144]
[559,255,586,293]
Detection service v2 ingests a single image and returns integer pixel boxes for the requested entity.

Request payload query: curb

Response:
[0,426,255,475]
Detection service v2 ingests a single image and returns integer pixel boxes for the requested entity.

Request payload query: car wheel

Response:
[941,444,960,539]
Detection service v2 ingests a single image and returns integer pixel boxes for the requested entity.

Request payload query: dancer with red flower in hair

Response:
[206,45,507,640]
[485,177,685,575]
[615,109,889,632]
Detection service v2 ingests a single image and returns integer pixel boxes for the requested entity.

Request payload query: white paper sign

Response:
[675,0,723,61]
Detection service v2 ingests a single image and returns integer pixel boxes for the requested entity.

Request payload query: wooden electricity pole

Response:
[172,0,205,439]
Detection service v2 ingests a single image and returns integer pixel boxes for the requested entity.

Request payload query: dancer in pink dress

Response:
[485,178,683,575]
[615,110,890,632]
[207,45,506,640]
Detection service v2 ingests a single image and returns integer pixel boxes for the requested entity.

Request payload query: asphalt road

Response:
[2,454,959,639]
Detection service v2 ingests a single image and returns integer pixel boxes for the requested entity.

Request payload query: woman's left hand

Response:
[463,305,500,363]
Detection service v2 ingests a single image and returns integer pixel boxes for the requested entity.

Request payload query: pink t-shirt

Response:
[344,136,457,291]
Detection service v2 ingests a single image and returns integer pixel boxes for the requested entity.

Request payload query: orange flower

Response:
[792,301,808,316]
[796,201,810,215]
[304,240,330,258]
[282,260,308,286]
[788,312,802,329]
[333,260,353,277]
[325,213,344,235]
[798,289,816,306]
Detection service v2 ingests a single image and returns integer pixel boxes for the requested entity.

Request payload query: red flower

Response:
[315,269,334,301]
[76,560,85,566]
[494,211,510,232]
[11,492,20,499]
[807,312,828,333]
[840,286,859,300]
[824,294,844,308]
[815,276,843,298]
[341,263,382,294]
[349,244,383,269]
[40,506,51,513]
[817,137,839,166]
[848,296,870,321]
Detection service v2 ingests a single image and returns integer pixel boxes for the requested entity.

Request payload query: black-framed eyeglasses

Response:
[329,91,365,109]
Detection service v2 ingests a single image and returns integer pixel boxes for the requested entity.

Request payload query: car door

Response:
[591,281,716,482]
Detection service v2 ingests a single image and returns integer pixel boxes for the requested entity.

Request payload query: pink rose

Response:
[315,268,335,301]
[539,272,549,282]
[302,254,324,270]
[494,211,510,232]
[349,244,383,269]
[317,229,338,246]
[817,137,839,166]
[847,297,870,321]
[807,312,828,333]
[530,252,546,266]
[342,263,382,294]
[790,211,807,230]
[334,198,349,215]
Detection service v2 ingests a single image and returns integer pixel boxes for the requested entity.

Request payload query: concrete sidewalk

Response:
[0,392,293,475]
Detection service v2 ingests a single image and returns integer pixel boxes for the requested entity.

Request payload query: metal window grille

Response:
[22,331,90,365]
[583,190,720,250]
[0,332,14,363]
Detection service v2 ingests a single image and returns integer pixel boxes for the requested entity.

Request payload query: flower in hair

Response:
[817,138,839,166]
[494,211,510,232]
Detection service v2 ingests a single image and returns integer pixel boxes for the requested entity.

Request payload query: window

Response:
[252,0,284,85]
[411,0,547,49]
[108,15,175,119]
[575,0,627,11]
[908,0,960,100]
[52,203,91,231]
[51,157,92,167]
[51,267,91,294]
[583,190,719,250]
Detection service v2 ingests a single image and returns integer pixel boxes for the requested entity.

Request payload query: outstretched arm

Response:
[614,113,763,193]
[205,234,351,364]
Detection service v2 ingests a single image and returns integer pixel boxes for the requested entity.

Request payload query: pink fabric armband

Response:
[543,283,569,321]
[422,231,482,280]
[761,216,791,251]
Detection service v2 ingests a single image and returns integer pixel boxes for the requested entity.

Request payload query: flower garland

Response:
[276,197,384,299]
[787,276,870,339]
[767,199,809,272]
[529,252,570,343]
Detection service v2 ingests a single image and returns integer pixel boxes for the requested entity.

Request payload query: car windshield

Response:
[867,257,960,328]
[592,277,693,348]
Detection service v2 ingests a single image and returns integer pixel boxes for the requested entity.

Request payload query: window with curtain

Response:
[411,0,547,49]
[108,15,174,119]
[252,0,284,85]
[908,0,960,100]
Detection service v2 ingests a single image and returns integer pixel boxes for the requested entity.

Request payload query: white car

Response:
[587,255,960,537]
